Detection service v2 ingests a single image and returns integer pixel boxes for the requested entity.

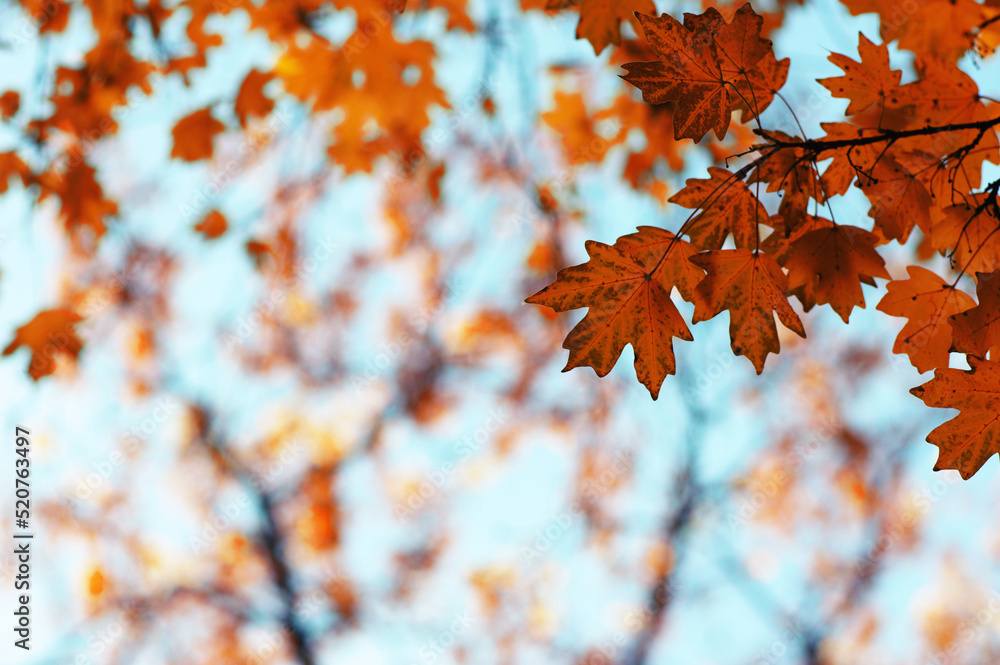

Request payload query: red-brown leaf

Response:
[911,356,1000,479]
[526,228,700,398]
[690,249,806,373]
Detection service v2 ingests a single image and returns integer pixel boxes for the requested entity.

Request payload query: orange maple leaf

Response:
[911,356,1000,479]
[817,33,901,118]
[669,167,768,250]
[542,91,624,165]
[730,49,789,125]
[0,152,31,194]
[276,31,448,172]
[856,155,932,243]
[194,210,228,239]
[247,0,327,42]
[526,228,701,399]
[44,43,155,138]
[274,39,343,111]
[614,226,704,302]
[547,0,655,54]
[234,69,276,128]
[171,108,225,161]
[932,202,1000,276]
[621,3,773,141]
[36,160,117,242]
[690,249,806,373]
[948,271,1000,359]
[3,309,84,380]
[0,91,19,119]
[876,266,975,373]
[21,0,70,33]
[682,3,786,124]
[784,225,890,322]
[760,214,833,266]
[597,95,685,195]
[841,0,988,62]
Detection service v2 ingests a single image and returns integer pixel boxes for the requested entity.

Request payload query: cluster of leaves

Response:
[0,0,472,382]
[6,0,1000,483]
[529,2,1000,479]
[0,0,464,254]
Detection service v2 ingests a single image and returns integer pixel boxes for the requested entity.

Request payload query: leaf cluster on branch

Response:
[4,0,1000,480]
[528,1,1000,479]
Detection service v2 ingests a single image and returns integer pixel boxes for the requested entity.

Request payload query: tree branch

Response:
[753,114,1000,154]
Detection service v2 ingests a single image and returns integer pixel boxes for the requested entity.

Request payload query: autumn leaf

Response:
[856,155,932,243]
[614,226,704,302]
[680,5,771,84]
[527,241,556,273]
[526,228,700,399]
[760,214,833,266]
[668,167,768,250]
[621,4,773,141]
[900,57,992,128]
[0,91,20,119]
[274,40,343,111]
[234,69,276,128]
[948,271,1000,359]
[3,309,84,380]
[784,225,890,322]
[817,33,901,117]
[44,44,155,138]
[246,240,272,268]
[815,123,884,197]
[248,0,331,42]
[36,160,117,242]
[690,249,806,373]
[21,0,70,33]
[194,210,228,239]
[171,108,226,161]
[542,91,623,165]
[547,0,655,54]
[597,94,685,195]
[911,356,1000,479]
[730,50,790,125]
[876,266,975,373]
[841,0,988,62]
[932,202,1000,276]
[276,30,448,172]
[0,152,31,194]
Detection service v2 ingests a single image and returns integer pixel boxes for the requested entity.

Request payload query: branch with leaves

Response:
[528,2,1000,479]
